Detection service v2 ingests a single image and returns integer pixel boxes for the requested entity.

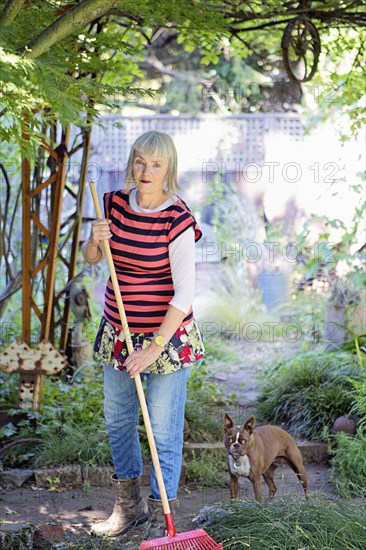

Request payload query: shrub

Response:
[0,368,111,468]
[328,428,366,498]
[324,335,366,498]
[186,450,227,486]
[185,338,237,442]
[256,350,361,439]
[349,376,366,426]
[348,336,366,425]
[33,421,112,468]
[0,370,18,405]
[195,262,274,340]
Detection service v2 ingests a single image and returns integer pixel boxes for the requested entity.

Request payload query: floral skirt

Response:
[94,317,205,375]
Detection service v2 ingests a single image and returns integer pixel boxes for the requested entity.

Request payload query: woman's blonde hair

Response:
[124,131,180,195]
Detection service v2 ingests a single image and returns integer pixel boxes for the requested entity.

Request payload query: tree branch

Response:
[140,55,230,114]
[103,8,144,25]
[0,437,44,457]
[0,163,10,229]
[140,54,189,80]
[0,270,22,318]
[227,3,366,29]
[20,0,120,59]
[0,0,26,26]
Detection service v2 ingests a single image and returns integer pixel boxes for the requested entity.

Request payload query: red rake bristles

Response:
[139,528,223,549]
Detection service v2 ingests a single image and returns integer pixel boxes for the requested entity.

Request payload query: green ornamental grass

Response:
[257,350,361,439]
[329,428,366,498]
[205,497,366,549]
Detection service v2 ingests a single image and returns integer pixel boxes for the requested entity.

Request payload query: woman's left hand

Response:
[124,343,163,378]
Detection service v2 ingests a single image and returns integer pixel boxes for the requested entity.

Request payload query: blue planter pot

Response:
[258,270,290,311]
[324,304,346,351]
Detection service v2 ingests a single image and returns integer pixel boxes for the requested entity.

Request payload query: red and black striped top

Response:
[103,189,202,332]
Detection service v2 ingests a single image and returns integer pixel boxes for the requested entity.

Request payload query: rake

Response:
[90,182,223,549]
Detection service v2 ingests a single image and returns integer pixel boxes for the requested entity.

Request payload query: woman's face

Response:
[132,151,169,195]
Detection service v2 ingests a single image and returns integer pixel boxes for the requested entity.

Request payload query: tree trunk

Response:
[20,0,119,59]
[0,0,26,26]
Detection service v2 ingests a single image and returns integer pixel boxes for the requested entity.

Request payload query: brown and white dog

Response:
[224,414,308,501]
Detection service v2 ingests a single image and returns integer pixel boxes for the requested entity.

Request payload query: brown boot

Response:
[146,495,179,538]
[91,475,148,537]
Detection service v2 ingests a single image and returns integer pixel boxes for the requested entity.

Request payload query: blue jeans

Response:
[103,364,192,500]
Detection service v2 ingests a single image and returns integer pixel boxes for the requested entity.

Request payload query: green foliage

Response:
[36,370,110,467]
[328,428,366,498]
[34,421,111,468]
[0,342,232,466]
[187,339,238,406]
[294,199,366,301]
[202,337,240,365]
[0,371,18,406]
[59,532,140,549]
[0,367,112,468]
[0,3,149,146]
[257,350,361,439]
[40,367,104,424]
[1,528,131,550]
[349,376,366,425]
[0,45,147,149]
[158,74,202,115]
[206,497,366,549]
[336,335,366,426]
[184,403,223,444]
[305,28,366,136]
[205,175,257,250]
[195,262,274,341]
[348,336,366,425]
[0,524,34,550]
[186,347,235,442]
[281,291,328,345]
[186,450,227,486]
[0,0,229,149]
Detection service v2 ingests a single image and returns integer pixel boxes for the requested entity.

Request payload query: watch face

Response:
[155,335,166,347]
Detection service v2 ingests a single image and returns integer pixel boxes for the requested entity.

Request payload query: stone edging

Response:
[0,440,328,489]
[0,462,188,489]
[183,440,329,464]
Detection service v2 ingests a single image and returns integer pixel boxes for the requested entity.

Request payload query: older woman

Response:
[82,131,204,537]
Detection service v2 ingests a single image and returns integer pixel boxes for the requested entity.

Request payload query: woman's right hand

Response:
[89,219,112,244]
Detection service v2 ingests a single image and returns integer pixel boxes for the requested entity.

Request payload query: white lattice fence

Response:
[90,114,305,171]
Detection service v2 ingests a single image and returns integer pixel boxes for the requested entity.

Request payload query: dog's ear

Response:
[224,413,234,432]
[244,416,255,434]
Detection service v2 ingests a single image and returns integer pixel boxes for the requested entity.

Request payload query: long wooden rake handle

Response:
[89,181,177,538]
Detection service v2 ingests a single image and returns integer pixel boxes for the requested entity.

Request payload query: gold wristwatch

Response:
[153,334,167,348]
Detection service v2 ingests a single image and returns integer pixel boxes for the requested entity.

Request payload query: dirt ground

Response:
[0,340,336,547]
[0,464,334,544]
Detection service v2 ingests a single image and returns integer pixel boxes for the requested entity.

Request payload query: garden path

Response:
[208,338,302,413]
